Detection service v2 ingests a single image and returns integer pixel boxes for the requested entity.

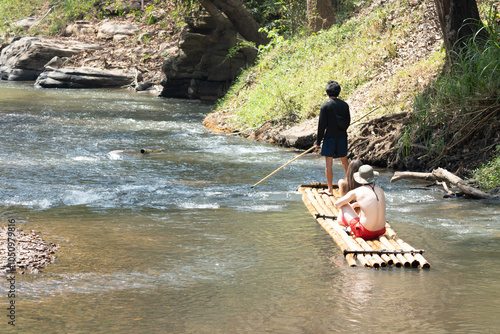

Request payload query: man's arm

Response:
[334,190,356,208]
[315,104,328,146]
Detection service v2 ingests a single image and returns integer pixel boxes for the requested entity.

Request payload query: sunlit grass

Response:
[216,0,441,132]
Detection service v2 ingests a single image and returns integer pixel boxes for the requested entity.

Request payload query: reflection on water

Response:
[0,82,499,333]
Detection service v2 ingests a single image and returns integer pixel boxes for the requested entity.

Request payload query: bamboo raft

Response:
[298,183,430,269]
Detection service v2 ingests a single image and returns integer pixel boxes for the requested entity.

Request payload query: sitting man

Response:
[334,165,386,240]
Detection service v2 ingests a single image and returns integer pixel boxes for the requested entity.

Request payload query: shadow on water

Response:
[0,82,499,333]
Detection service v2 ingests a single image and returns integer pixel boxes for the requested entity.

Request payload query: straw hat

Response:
[353,165,379,184]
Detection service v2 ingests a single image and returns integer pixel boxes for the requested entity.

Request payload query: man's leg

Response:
[340,156,348,176]
[324,156,334,195]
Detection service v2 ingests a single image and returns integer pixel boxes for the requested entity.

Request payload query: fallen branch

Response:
[391,167,494,199]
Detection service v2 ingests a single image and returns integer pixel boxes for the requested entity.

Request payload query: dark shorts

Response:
[321,136,348,158]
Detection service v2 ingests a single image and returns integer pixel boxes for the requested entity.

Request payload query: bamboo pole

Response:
[355,237,386,268]
[367,240,397,267]
[252,146,316,188]
[394,238,430,269]
[379,236,410,267]
[388,239,419,268]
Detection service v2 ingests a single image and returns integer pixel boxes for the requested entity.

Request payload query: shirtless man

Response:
[334,165,386,240]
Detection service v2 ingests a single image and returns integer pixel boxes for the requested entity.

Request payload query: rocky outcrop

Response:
[160,13,257,102]
[35,67,137,88]
[0,36,102,81]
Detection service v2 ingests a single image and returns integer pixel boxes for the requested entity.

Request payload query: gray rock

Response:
[160,13,257,101]
[35,67,137,89]
[97,23,138,40]
[0,36,102,81]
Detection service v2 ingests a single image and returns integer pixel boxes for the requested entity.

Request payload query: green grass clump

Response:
[472,146,500,191]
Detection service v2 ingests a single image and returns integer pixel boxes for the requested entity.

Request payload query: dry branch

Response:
[391,167,494,199]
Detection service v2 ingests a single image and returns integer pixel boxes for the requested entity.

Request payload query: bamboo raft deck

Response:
[298,183,430,269]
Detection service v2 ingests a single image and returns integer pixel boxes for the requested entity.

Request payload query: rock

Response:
[0,36,102,81]
[101,0,142,15]
[136,81,154,91]
[13,17,37,30]
[64,21,96,37]
[35,67,137,89]
[160,13,257,101]
[44,56,64,71]
[278,117,318,149]
[97,23,139,40]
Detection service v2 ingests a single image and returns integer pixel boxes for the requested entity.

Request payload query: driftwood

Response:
[390,167,493,199]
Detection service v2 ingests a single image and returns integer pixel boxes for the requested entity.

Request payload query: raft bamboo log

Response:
[355,237,386,268]
[313,195,376,267]
[301,190,356,266]
[394,238,430,269]
[371,238,402,267]
[305,189,372,267]
[388,239,419,268]
[367,240,398,267]
[379,236,410,267]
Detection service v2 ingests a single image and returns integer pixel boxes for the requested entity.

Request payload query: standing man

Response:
[314,80,351,196]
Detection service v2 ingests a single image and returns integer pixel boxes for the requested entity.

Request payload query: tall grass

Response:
[401,5,500,163]
[216,0,424,133]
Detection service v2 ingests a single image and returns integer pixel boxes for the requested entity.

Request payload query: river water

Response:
[0,82,499,333]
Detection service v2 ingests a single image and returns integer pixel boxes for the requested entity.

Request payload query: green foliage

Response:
[216,2,418,132]
[0,0,99,38]
[402,4,500,163]
[472,146,500,190]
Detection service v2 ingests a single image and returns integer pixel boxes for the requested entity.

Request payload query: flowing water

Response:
[0,82,499,333]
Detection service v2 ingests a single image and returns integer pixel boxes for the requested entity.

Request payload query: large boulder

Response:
[35,67,137,88]
[0,36,102,81]
[160,13,257,102]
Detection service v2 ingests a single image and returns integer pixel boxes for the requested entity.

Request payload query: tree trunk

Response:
[433,0,485,62]
[199,0,269,47]
[307,0,336,33]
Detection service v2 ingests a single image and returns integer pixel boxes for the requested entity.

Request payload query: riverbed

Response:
[0,82,499,333]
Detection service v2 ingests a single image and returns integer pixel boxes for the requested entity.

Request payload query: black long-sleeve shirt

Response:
[315,97,351,145]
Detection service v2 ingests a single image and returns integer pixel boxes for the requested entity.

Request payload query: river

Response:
[0,82,499,333]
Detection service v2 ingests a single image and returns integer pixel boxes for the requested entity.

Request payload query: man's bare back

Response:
[334,184,386,231]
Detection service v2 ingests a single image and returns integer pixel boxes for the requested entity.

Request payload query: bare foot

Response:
[319,190,333,196]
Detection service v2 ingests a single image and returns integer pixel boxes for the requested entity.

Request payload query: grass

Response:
[472,146,500,191]
[401,4,500,168]
[215,0,442,134]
